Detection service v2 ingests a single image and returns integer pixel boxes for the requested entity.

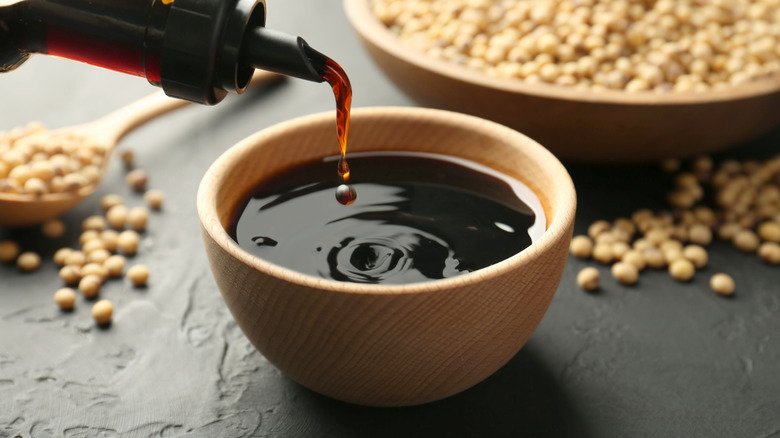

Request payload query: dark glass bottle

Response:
[0,0,326,104]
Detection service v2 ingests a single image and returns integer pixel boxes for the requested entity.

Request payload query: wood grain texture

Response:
[197,107,576,406]
[344,0,780,163]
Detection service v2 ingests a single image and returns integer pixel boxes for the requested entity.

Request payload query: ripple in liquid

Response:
[230,152,546,285]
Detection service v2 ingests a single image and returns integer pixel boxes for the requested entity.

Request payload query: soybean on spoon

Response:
[0,70,282,228]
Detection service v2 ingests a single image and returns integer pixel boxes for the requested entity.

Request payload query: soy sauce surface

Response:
[230,152,545,285]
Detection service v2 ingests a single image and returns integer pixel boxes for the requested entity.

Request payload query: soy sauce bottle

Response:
[0,0,328,104]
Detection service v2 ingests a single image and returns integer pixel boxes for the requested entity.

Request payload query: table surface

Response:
[2,3,780,437]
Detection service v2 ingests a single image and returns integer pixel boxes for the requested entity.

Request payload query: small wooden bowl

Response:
[197,107,576,406]
[344,0,780,163]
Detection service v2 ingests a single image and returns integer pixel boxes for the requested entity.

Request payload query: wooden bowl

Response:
[344,0,780,163]
[197,107,576,406]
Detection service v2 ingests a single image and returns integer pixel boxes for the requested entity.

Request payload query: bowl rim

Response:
[343,0,780,105]
[197,106,576,296]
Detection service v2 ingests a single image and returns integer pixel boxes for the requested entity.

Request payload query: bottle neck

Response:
[5,0,167,82]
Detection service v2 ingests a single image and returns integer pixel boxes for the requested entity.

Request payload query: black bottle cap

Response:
[160,0,263,105]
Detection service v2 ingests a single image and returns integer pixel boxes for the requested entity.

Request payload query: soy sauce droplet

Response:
[338,158,350,181]
[336,184,357,205]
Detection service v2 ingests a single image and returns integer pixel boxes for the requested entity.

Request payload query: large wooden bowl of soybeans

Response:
[345,0,780,163]
[197,107,576,406]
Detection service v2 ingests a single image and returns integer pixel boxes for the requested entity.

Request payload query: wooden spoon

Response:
[0,70,282,228]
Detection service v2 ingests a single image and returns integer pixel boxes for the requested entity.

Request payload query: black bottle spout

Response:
[241,27,327,83]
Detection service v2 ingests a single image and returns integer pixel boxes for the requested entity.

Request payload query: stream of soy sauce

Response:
[319,57,357,206]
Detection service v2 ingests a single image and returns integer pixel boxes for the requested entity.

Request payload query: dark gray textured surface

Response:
[2,2,780,437]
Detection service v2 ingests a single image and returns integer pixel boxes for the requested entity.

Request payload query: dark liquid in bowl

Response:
[230,152,546,284]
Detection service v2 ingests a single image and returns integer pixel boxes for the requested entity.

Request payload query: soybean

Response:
[78,275,102,299]
[91,300,113,325]
[682,245,708,269]
[577,267,600,291]
[758,242,780,265]
[127,207,149,232]
[54,288,77,311]
[710,273,735,296]
[611,262,639,285]
[669,259,695,282]
[17,251,41,272]
[117,230,140,255]
[126,169,148,191]
[569,235,593,259]
[127,265,149,287]
[144,189,164,210]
